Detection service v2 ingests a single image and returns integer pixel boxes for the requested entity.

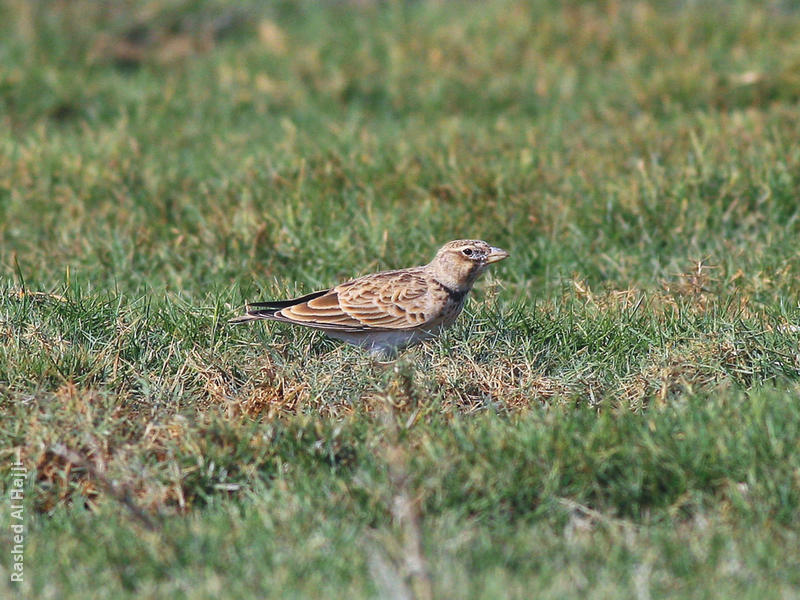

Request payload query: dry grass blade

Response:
[48,444,160,532]
[373,365,433,600]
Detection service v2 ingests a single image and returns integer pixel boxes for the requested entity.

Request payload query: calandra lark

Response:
[230,239,509,356]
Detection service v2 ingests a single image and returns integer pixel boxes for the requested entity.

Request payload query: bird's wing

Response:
[268,270,436,331]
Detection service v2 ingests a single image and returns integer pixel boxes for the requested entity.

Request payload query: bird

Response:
[229,239,509,357]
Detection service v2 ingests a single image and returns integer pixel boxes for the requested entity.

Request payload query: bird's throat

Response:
[433,279,469,302]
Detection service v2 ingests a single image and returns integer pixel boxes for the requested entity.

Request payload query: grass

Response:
[1,0,800,597]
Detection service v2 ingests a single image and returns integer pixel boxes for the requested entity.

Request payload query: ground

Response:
[1,1,799,598]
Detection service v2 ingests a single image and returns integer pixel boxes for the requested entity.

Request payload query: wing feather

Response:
[273,270,435,330]
[334,271,433,329]
[233,269,445,331]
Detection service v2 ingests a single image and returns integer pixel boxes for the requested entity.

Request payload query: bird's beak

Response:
[486,246,510,264]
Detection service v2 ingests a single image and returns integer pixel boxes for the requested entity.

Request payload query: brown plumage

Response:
[230,240,509,357]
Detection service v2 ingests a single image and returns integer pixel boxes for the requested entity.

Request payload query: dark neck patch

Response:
[434,279,468,302]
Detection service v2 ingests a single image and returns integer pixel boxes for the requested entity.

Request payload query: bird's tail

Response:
[228,310,275,324]
[228,289,330,324]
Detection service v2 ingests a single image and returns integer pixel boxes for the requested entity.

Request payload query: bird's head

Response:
[429,239,509,291]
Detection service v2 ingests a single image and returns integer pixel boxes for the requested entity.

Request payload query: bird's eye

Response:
[462,248,473,256]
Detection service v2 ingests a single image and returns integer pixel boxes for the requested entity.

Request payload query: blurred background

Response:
[2,0,799,304]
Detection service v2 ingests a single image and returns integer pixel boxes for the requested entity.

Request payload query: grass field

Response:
[2,0,800,597]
